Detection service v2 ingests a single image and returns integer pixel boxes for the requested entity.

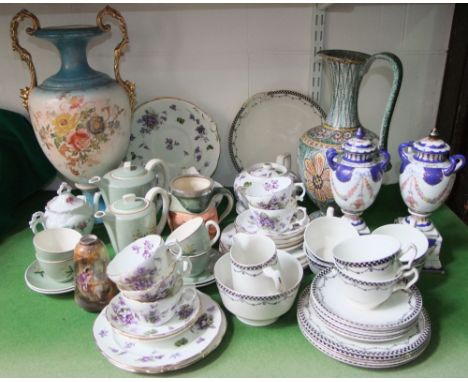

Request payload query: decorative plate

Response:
[106,293,201,340]
[24,260,74,295]
[229,90,325,173]
[297,287,431,367]
[127,98,220,180]
[311,267,423,334]
[93,292,226,374]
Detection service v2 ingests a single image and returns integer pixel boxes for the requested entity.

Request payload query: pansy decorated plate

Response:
[93,292,226,374]
[229,90,325,173]
[127,98,220,180]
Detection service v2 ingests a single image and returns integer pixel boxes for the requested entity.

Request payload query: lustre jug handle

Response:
[363,52,403,155]
[212,187,234,223]
[10,9,41,111]
[444,154,466,176]
[96,5,136,111]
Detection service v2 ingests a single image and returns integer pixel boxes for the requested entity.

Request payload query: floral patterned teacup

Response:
[230,233,284,295]
[244,176,305,210]
[106,235,187,291]
[249,201,308,234]
[116,283,197,326]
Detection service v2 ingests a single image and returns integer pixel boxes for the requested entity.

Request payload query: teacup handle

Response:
[167,241,183,260]
[205,219,221,246]
[213,187,234,223]
[177,286,197,309]
[177,257,193,277]
[29,211,46,234]
[398,243,418,272]
[262,266,284,292]
[393,267,419,292]
[293,183,306,202]
[291,207,308,228]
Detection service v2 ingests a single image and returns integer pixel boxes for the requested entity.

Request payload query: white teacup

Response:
[37,257,75,283]
[166,217,220,255]
[244,176,306,210]
[333,234,417,282]
[230,233,284,294]
[337,267,419,309]
[249,201,308,233]
[303,207,359,264]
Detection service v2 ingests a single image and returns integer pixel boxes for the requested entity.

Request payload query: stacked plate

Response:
[297,267,431,369]
[93,291,226,374]
[219,209,311,268]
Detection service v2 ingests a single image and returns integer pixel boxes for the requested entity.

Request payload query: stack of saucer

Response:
[93,235,226,374]
[297,235,431,369]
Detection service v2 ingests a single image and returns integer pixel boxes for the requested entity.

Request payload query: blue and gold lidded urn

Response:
[326,127,390,234]
[297,49,402,212]
[10,6,135,188]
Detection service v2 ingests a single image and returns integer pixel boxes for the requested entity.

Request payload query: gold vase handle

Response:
[10,9,41,111]
[96,5,136,112]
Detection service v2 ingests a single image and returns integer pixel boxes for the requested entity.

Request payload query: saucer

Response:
[183,249,220,288]
[24,259,74,295]
[106,292,201,340]
[297,286,431,368]
[310,267,423,334]
[235,210,309,239]
[94,292,226,374]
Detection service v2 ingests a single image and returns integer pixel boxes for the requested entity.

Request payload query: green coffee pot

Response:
[95,187,170,253]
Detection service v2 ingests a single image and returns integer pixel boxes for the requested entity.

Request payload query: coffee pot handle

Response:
[10,9,41,111]
[96,5,136,111]
[363,52,403,155]
[213,188,234,224]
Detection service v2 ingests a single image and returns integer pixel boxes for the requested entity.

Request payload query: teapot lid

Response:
[111,193,149,214]
[247,162,288,178]
[413,128,450,155]
[111,161,147,180]
[342,128,376,155]
[46,182,87,213]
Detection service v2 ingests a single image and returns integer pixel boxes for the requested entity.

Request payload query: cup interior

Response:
[372,224,429,262]
[333,234,401,264]
[230,234,276,266]
[171,175,212,195]
[166,217,204,243]
[303,216,358,263]
[33,228,82,254]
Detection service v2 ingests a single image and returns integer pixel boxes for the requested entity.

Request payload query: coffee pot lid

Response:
[342,128,376,155]
[110,161,147,180]
[111,193,149,214]
[413,128,450,155]
[46,182,87,213]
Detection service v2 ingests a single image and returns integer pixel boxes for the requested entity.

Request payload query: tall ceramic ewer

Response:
[298,50,402,211]
[397,128,465,270]
[10,6,135,188]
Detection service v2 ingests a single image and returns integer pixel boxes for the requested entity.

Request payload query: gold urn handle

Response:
[96,5,136,112]
[10,9,41,111]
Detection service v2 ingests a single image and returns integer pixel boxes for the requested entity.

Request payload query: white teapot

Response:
[29,182,101,235]
[233,153,298,213]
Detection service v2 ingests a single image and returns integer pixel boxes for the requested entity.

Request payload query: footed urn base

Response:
[341,211,370,235]
[396,211,443,272]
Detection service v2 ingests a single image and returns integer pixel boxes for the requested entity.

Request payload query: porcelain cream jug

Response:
[326,128,390,234]
[10,6,135,187]
[233,153,298,213]
[29,182,101,235]
[298,49,402,212]
[95,187,170,253]
[88,158,168,207]
[399,128,465,219]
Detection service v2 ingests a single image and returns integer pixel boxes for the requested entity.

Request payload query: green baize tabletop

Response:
[1,185,468,377]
